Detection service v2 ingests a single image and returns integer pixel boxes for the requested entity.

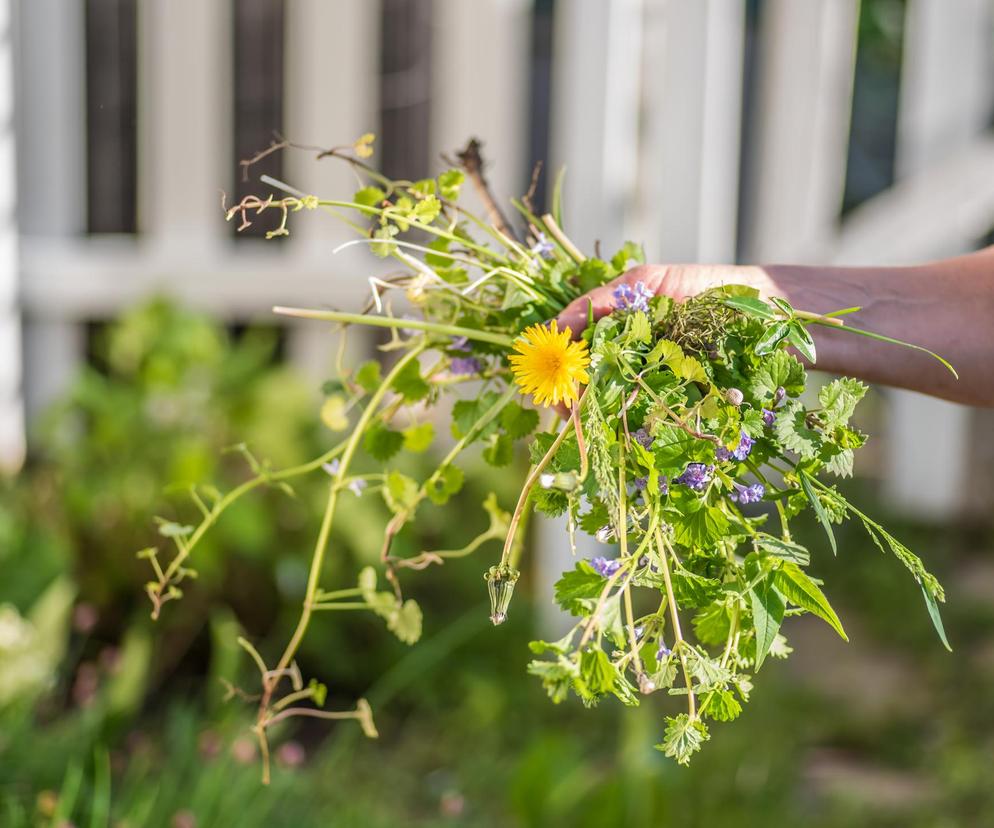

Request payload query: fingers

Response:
[555,264,670,339]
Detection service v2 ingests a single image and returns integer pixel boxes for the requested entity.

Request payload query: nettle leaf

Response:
[354,360,382,393]
[500,402,539,439]
[364,423,404,462]
[554,562,605,615]
[391,358,430,403]
[692,601,732,646]
[671,501,729,549]
[528,658,577,704]
[578,500,611,535]
[749,350,805,402]
[383,470,419,514]
[702,688,742,722]
[774,400,822,459]
[774,562,847,641]
[402,422,435,453]
[579,648,617,696]
[749,573,785,671]
[656,714,710,766]
[818,377,867,430]
[820,444,854,478]
[426,465,464,505]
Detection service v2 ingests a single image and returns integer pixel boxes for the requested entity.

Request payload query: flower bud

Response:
[638,673,657,695]
[724,388,744,406]
[773,386,786,407]
[485,564,520,625]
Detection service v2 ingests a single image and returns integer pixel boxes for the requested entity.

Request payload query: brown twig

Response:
[523,160,544,215]
[450,138,519,242]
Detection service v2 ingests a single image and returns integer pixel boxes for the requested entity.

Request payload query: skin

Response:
[555,246,994,408]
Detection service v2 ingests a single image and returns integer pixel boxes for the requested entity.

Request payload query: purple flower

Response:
[730,482,765,504]
[716,445,733,462]
[347,478,368,497]
[450,335,471,353]
[591,556,621,578]
[633,625,645,640]
[762,408,776,427]
[659,476,669,496]
[733,432,754,461]
[633,427,654,449]
[657,642,672,660]
[674,463,714,491]
[322,459,341,476]
[773,386,786,407]
[612,281,653,313]
[530,232,555,259]
[633,476,647,492]
[450,356,481,375]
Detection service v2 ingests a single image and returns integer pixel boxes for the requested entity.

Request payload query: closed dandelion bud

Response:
[539,473,555,489]
[545,470,580,492]
[724,387,744,406]
[485,564,520,626]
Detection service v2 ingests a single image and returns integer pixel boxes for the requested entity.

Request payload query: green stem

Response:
[273,306,514,348]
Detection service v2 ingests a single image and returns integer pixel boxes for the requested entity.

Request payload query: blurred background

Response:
[3,0,994,825]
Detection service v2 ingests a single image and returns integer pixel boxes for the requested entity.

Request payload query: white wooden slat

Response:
[22,318,85,424]
[880,0,994,519]
[550,0,644,254]
[0,0,22,469]
[639,0,745,263]
[742,0,859,262]
[137,0,232,245]
[430,0,531,210]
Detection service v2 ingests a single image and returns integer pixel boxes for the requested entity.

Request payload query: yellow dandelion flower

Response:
[508,320,590,408]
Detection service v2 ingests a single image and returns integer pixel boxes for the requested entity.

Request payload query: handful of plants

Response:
[143,135,953,779]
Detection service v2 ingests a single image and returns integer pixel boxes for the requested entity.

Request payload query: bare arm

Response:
[555,246,994,407]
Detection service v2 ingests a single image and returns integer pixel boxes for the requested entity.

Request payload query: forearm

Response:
[738,249,994,406]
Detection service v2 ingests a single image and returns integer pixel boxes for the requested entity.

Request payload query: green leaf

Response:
[354,360,382,393]
[702,688,742,722]
[579,648,616,695]
[749,574,785,670]
[774,562,848,641]
[483,433,514,467]
[371,224,398,257]
[353,186,385,207]
[749,350,805,402]
[610,241,645,272]
[452,391,500,440]
[320,395,349,431]
[753,322,791,355]
[774,400,822,459]
[402,422,435,453]
[364,423,404,462]
[787,322,817,363]
[576,258,613,293]
[755,534,810,566]
[383,470,419,514]
[391,358,430,402]
[500,402,539,439]
[386,599,423,645]
[528,658,576,704]
[799,471,837,555]
[412,195,441,224]
[722,295,777,320]
[438,169,465,200]
[409,178,436,197]
[922,585,952,652]
[554,562,607,615]
[818,377,867,430]
[426,464,463,505]
[656,714,710,766]
[692,601,732,646]
[671,501,729,548]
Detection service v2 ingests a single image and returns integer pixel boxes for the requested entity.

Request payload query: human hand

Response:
[554,263,776,338]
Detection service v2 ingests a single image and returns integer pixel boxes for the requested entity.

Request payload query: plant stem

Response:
[272,306,514,348]
[654,528,696,719]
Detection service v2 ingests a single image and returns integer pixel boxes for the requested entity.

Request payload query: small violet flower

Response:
[633,476,647,492]
[659,476,669,496]
[322,459,341,477]
[529,232,555,259]
[450,356,482,376]
[729,482,765,504]
[449,335,471,353]
[612,281,653,314]
[762,408,776,427]
[591,556,622,578]
[347,478,368,497]
[657,642,672,660]
[632,427,654,449]
[674,463,714,491]
[716,431,754,463]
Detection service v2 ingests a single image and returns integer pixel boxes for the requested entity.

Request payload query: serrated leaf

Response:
[818,377,867,430]
[353,186,385,208]
[438,169,464,200]
[383,470,419,514]
[354,360,382,393]
[610,241,645,272]
[774,400,821,459]
[499,402,539,439]
[426,465,463,505]
[554,562,606,615]
[656,714,710,766]
[364,423,404,462]
[774,562,847,641]
[749,574,785,671]
[411,195,441,224]
[799,471,837,555]
[579,648,617,696]
[391,358,430,403]
[748,350,805,402]
[702,688,742,722]
[387,599,422,645]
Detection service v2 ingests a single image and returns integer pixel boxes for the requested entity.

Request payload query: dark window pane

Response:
[233,0,285,240]
[379,0,432,181]
[526,0,556,212]
[85,0,138,234]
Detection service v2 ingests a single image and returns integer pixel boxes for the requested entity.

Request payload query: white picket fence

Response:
[6,0,994,531]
